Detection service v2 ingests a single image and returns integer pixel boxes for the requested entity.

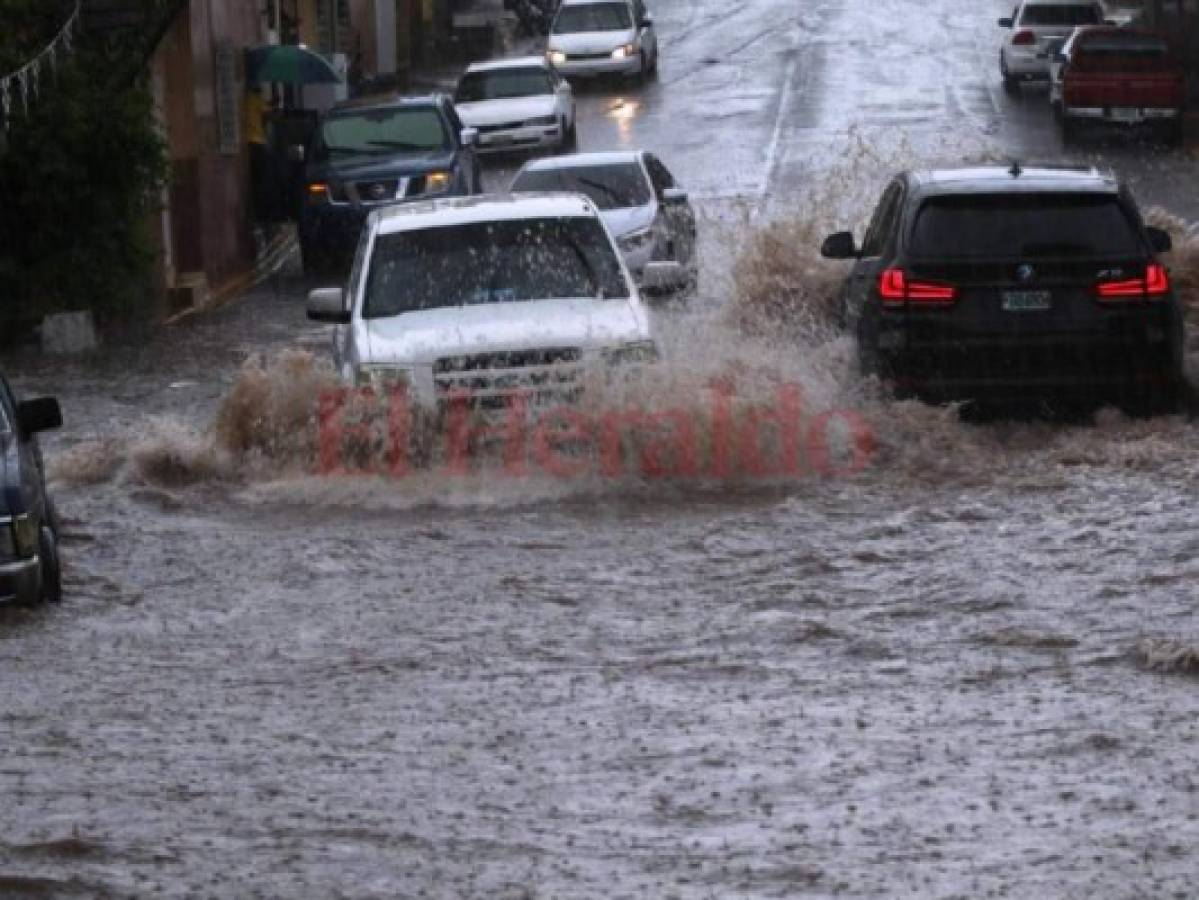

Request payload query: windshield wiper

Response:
[562,237,607,299]
[1020,241,1093,257]
[575,177,627,208]
[367,140,432,151]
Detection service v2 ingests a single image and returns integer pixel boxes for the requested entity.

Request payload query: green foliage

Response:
[0,1,170,326]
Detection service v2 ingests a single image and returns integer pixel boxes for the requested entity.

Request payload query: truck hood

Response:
[363,298,648,364]
[307,148,459,183]
[456,96,558,127]
[549,29,636,54]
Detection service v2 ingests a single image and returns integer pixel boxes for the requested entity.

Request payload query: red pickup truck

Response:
[1051,27,1184,144]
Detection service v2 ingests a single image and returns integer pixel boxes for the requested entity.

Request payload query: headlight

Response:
[548,49,567,65]
[612,43,637,60]
[355,365,414,388]
[1,515,38,559]
[417,171,453,195]
[603,340,659,366]
[617,226,655,252]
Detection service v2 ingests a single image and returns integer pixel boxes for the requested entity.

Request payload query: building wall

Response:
[153,0,265,297]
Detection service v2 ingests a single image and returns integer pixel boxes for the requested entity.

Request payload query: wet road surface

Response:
[3,0,1198,896]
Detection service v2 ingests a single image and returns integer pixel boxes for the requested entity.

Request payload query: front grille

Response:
[477,123,517,134]
[434,348,585,408]
[568,52,613,61]
[354,179,400,203]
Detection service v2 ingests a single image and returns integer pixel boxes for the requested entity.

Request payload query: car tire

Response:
[633,52,647,86]
[1060,115,1079,146]
[39,526,62,604]
[1164,116,1185,148]
[561,118,578,152]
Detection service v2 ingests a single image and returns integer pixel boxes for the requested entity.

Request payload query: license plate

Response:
[1002,290,1052,312]
[1110,107,1142,122]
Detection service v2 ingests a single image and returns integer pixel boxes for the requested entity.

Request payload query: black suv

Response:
[821,165,1186,411]
[299,95,483,278]
[0,372,63,606]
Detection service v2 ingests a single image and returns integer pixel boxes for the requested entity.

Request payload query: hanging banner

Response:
[0,2,82,133]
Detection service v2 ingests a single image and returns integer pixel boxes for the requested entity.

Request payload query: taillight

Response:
[1095,264,1170,300]
[1012,30,1036,46]
[878,268,958,305]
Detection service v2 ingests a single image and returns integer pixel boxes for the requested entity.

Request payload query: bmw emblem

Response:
[1016,263,1036,282]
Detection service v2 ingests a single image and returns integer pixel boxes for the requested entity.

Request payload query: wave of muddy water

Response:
[2,188,1198,896]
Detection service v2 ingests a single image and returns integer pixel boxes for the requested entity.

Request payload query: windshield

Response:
[1018,4,1102,26]
[320,107,448,156]
[909,194,1142,259]
[456,68,553,102]
[552,2,633,34]
[363,217,629,318]
[511,164,651,210]
[1074,34,1174,71]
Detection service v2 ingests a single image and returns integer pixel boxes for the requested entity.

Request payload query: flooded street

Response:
[3,0,1199,896]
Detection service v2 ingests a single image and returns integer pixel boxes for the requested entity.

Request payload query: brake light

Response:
[1095,264,1170,300]
[1012,30,1036,45]
[878,268,958,305]
[306,182,331,204]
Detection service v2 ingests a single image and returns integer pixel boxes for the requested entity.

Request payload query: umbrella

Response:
[245,44,342,86]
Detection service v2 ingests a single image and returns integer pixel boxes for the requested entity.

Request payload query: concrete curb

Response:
[164,228,297,326]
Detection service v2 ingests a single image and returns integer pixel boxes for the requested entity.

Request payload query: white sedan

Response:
[511,151,697,294]
[998,0,1105,92]
[305,194,672,409]
[453,57,576,154]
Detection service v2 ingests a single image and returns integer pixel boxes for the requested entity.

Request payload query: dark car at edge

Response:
[821,165,1187,413]
[0,373,63,607]
[299,94,483,278]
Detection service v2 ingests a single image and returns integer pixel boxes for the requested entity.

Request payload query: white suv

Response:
[547,0,659,84]
[998,0,1106,93]
[306,195,674,409]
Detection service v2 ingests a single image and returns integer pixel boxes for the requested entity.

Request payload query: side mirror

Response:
[661,187,688,205]
[820,231,858,260]
[461,126,479,148]
[17,397,62,436]
[998,17,1013,28]
[307,287,350,324]
[640,260,686,292]
[1147,226,1173,254]
[641,15,654,27]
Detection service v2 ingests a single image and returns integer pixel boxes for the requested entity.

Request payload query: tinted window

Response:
[909,194,1142,260]
[320,107,448,156]
[511,163,651,210]
[553,2,633,33]
[1074,34,1174,71]
[1018,4,1101,26]
[364,217,629,318]
[456,68,554,103]
[861,182,904,257]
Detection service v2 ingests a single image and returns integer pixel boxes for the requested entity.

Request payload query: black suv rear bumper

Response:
[869,310,1184,404]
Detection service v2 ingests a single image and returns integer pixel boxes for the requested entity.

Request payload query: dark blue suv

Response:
[299,94,483,278]
[0,372,62,606]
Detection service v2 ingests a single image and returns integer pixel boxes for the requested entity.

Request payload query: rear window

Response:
[908,194,1143,260]
[363,217,629,318]
[1018,4,1102,26]
[1074,34,1174,71]
[510,163,651,210]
